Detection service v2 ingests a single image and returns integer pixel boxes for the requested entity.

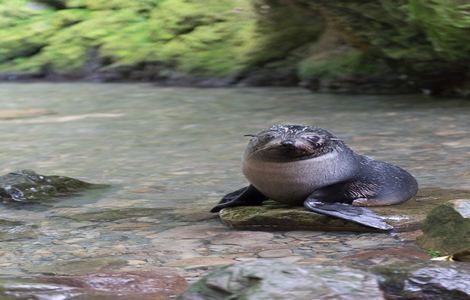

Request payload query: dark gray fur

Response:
[211,125,418,230]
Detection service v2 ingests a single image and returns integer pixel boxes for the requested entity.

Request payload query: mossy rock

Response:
[0,170,107,204]
[219,202,383,233]
[417,199,470,255]
[219,188,470,232]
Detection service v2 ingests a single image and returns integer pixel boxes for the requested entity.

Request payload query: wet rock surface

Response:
[0,270,187,300]
[375,261,470,300]
[180,260,384,300]
[0,219,37,241]
[181,258,470,300]
[417,199,470,254]
[60,208,171,222]
[218,188,470,232]
[0,170,107,205]
[219,203,385,232]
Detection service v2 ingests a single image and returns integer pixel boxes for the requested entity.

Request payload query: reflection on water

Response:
[0,83,469,277]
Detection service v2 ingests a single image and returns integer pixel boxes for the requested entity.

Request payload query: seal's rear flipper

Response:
[304,199,393,231]
[210,185,268,213]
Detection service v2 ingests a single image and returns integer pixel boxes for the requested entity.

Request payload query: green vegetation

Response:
[298,49,382,81]
[426,249,442,258]
[1,0,470,95]
[0,0,322,79]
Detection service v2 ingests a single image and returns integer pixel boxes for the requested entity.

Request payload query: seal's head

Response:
[244,124,342,162]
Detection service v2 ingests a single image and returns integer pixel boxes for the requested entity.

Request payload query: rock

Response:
[370,188,470,231]
[0,270,187,300]
[452,249,470,262]
[155,224,227,239]
[0,108,52,120]
[219,203,387,232]
[343,246,430,262]
[209,231,274,246]
[0,277,80,300]
[0,219,37,241]
[375,261,470,300]
[27,257,128,276]
[0,170,108,205]
[63,208,170,222]
[257,249,293,258]
[164,257,235,268]
[40,270,188,299]
[416,199,470,254]
[218,188,470,232]
[180,260,384,300]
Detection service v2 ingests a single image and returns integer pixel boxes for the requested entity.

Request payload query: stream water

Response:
[0,83,469,287]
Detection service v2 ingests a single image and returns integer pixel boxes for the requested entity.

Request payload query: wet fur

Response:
[211,125,418,213]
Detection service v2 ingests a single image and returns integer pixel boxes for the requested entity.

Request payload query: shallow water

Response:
[0,83,469,281]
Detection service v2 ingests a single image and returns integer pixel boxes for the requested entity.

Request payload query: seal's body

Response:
[242,144,358,205]
[211,125,418,230]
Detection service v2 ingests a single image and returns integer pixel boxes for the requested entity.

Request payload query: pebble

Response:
[127,259,147,266]
[257,249,293,258]
[165,257,235,268]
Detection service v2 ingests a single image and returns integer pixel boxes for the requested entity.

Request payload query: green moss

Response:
[316,0,470,78]
[298,49,381,80]
[1,0,470,87]
[149,0,258,76]
[408,0,470,61]
[417,200,470,255]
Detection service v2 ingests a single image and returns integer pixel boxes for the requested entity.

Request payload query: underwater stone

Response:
[0,170,107,204]
[62,208,171,222]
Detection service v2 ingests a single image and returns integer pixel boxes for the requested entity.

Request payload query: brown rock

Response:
[257,249,293,258]
[209,231,274,246]
[40,269,188,300]
[164,256,235,268]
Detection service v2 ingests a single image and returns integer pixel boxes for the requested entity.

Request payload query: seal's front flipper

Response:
[304,198,393,231]
[210,185,267,213]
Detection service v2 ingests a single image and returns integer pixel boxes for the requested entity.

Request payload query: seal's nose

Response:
[281,140,296,149]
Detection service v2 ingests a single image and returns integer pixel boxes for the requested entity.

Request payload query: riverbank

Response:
[1,1,470,97]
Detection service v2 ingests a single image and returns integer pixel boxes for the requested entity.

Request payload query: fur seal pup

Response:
[211,124,418,230]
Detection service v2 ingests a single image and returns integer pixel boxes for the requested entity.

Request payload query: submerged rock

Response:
[375,261,470,300]
[218,188,470,232]
[0,270,187,300]
[27,257,129,276]
[0,219,37,241]
[417,199,470,254]
[180,260,384,300]
[62,208,170,222]
[0,277,80,300]
[0,170,107,205]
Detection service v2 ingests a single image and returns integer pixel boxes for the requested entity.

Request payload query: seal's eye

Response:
[305,135,321,144]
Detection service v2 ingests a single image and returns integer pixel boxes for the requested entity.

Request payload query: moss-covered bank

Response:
[1,0,470,96]
[0,0,322,85]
